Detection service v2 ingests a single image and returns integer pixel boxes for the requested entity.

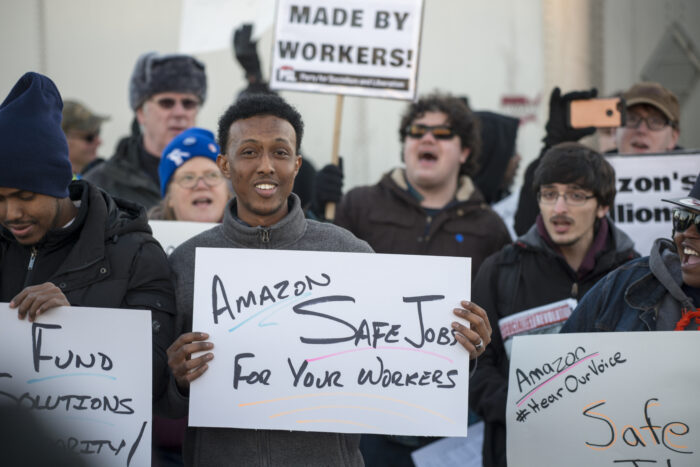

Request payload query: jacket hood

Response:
[384,167,486,205]
[473,111,519,204]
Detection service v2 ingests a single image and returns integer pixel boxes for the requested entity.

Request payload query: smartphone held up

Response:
[568,97,626,129]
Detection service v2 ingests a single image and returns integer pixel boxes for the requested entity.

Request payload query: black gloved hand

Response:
[543,87,598,147]
[312,159,344,215]
[233,24,262,82]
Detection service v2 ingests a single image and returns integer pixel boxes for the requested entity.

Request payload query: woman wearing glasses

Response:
[562,172,700,333]
[149,127,231,223]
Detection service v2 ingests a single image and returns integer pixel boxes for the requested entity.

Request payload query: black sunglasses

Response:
[405,124,455,140]
[672,208,700,233]
[153,97,200,110]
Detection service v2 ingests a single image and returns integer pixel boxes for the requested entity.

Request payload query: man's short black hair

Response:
[533,142,616,207]
[399,92,481,176]
[218,94,304,154]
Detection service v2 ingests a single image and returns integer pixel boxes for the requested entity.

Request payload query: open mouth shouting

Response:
[550,215,573,234]
[418,150,438,162]
[192,195,214,208]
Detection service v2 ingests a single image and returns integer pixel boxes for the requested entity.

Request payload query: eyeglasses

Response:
[174,171,225,189]
[68,132,99,143]
[152,97,200,110]
[405,124,455,140]
[537,189,595,206]
[672,208,700,233]
[625,112,670,131]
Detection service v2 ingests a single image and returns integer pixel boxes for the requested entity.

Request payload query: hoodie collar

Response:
[222,193,307,248]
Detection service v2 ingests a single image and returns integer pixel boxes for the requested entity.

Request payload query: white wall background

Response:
[0,0,697,193]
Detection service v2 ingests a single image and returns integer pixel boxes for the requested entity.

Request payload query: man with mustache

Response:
[469,142,638,467]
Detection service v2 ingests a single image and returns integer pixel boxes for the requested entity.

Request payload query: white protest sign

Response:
[179,0,275,53]
[0,304,152,467]
[149,220,218,256]
[270,0,424,99]
[607,152,698,255]
[189,248,471,436]
[506,332,700,466]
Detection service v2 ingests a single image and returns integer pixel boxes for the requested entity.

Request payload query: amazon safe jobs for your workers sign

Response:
[270,0,424,99]
[189,248,471,436]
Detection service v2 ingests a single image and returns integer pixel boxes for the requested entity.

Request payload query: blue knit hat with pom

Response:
[159,127,220,197]
[0,72,72,197]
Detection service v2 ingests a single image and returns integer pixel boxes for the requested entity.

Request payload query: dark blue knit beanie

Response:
[0,72,72,197]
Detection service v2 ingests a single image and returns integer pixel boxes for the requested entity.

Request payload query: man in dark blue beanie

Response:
[0,72,176,411]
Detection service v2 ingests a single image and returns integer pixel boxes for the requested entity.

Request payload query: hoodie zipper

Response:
[23,246,38,288]
[260,228,271,243]
[28,247,38,271]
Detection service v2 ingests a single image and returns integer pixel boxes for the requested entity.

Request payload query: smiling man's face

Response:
[673,208,700,288]
[402,111,469,193]
[0,187,63,245]
[218,114,301,227]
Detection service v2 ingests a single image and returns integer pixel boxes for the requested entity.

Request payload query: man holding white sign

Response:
[164,94,492,466]
[470,143,638,467]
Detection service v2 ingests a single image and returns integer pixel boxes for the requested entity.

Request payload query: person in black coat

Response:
[0,72,176,406]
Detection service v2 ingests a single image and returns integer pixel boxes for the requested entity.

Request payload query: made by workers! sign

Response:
[270,0,424,99]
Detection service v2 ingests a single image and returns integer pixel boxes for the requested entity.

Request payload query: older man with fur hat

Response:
[84,52,207,209]
[0,72,176,404]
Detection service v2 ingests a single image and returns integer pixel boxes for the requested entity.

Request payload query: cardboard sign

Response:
[506,332,700,466]
[189,248,471,436]
[270,0,424,99]
[0,304,152,467]
[606,152,699,254]
[149,220,218,256]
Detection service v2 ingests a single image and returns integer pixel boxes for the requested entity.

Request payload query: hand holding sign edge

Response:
[11,282,70,322]
[167,331,214,394]
[452,300,492,359]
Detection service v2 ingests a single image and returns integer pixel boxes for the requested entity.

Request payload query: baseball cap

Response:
[61,100,109,133]
[623,82,680,126]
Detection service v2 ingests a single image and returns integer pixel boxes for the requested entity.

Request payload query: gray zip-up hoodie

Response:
[166,194,371,466]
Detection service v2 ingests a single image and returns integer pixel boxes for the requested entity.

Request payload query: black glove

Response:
[312,159,344,215]
[233,24,262,82]
[543,87,598,147]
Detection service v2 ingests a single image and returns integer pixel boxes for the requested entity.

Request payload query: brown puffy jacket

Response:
[335,168,512,278]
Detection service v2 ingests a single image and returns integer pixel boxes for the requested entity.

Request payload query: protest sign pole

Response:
[325,94,344,221]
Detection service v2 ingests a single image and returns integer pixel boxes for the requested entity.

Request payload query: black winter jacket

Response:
[83,127,161,210]
[0,180,176,404]
[469,221,638,467]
